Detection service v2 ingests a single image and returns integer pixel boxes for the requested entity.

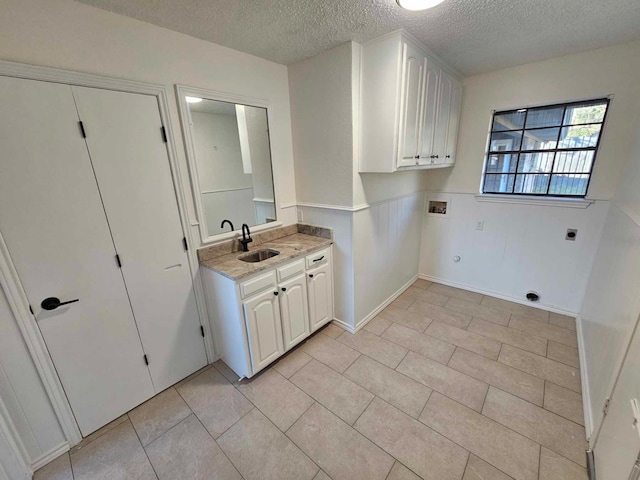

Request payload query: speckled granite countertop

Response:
[199,225,333,281]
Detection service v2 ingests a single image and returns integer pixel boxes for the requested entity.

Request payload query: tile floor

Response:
[34,279,587,480]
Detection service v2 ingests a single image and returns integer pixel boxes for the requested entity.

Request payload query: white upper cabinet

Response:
[359,31,463,173]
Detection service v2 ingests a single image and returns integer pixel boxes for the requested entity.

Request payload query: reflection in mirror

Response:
[186,97,276,237]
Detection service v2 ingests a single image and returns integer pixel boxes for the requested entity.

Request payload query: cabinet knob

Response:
[273,291,279,296]
[308,274,314,278]
[446,155,451,158]
[281,287,287,292]
[414,155,420,159]
[434,155,439,159]
[430,155,435,159]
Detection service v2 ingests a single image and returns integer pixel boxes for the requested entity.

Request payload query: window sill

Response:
[474,194,593,209]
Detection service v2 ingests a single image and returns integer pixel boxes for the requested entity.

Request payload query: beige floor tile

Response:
[413,278,432,290]
[445,298,512,326]
[482,387,586,467]
[399,286,425,300]
[391,293,417,309]
[70,421,156,480]
[34,453,73,480]
[355,398,468,480]
[129,387,191,446]
[547,341,580,368]
[321,323,344,339]
[378,305,433,333]
[382,323,455,364]
[145,414,241,480]
[448,348,544,406]
[336,330,408,368]
[463,454,514,480]
[213,360,242,385]
[174,365,213,390]
[414,289,450,307]
[397,351,488,412]
[313,470,333,480]
[69,414,128,454]
[386,462,422,480]
[499,345,582,393]
[177,367,253,438]
[287,403,394,480]
[428,283,484,304]
[549,313,577,332]
[509,315,578,347]
[419,393,539,480]
[481,297,549,322]
[273,348,313,378]
[301,332,360,373]
[544,382,584,426]
[291,359,373,424]
[237,368,314,431]
[363,315,392,335]
[467,319,547,356]
[425,322,502,360]
[218,409,318,480]
[408,301,472,329]
[539,447,588,480]
[344,355,432,418]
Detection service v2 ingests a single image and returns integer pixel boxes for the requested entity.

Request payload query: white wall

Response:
[420,40,640,311]
[0,0,298,464]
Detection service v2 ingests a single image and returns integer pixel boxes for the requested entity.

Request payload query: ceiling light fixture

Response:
[396,0,446,11]
[186,96,203,104]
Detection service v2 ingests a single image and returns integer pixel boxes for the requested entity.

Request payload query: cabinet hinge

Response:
[115,254,122,268]
[602,397,611,415]
[182,237,189,251]
[200,325,205,337]
[161,126,168,143]
[29,305,34,315]
[78,121,87,138]
[143,354,149,365]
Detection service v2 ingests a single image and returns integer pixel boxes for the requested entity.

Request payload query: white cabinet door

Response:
[444,77,463,165]
[397,42,424,168]
[72,87,207,392]
[0,77,155,436]
[243,288,284,372]
[307,262,334,332]
[278,274,310,351]
[433,69,453,165]
[419,60,439,165]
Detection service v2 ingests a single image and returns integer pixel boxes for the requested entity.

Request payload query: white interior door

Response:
[279,274,310,351]
[72,87,207,392]
[0,76,155,436]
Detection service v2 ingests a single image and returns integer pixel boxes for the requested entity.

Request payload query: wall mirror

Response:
[176,86,278,243]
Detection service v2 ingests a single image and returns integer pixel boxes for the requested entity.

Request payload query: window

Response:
[482,98,609,197]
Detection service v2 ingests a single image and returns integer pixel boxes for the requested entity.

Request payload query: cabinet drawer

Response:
[240,270,277,299]
[306,248,330,269]
[277,259,305,282]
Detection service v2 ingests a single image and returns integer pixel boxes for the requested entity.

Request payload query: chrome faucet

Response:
[239,224,253,252]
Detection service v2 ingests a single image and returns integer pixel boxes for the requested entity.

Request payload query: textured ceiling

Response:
[75,0,640,75]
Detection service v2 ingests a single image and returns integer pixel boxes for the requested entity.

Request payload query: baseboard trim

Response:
[352,274,419,334]
[577,314,594,443]
[30,441,69,472]
[330,317,355,334]
[418,274,578,317]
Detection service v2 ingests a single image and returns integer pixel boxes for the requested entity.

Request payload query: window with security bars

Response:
[482,98,609,197]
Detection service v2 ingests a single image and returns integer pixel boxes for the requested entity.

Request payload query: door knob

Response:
[41,297,79,311]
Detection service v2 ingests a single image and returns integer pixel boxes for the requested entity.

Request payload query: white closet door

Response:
[0,76,154,436]
[72,86,207,392]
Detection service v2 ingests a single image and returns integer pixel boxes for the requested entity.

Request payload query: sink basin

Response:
[238,249,280,263]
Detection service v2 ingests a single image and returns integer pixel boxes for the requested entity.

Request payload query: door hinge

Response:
[29,305,34,315]
[602,397,611,415]
[200,325,205,337]
[115,254,122,268]
[182,237,189,251]
[143,354,149,365]
[78,121,87,138]
[161,126,168,143]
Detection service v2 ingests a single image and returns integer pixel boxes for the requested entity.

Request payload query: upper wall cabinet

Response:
[359,31,463,173]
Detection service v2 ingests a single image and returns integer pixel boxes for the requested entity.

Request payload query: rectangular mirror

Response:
[176,86,277,243]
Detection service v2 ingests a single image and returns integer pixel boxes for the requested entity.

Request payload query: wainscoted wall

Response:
[419,193,609,313]
[353,194,422,326]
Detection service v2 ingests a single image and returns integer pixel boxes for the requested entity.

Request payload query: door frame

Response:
[0,59,216,448]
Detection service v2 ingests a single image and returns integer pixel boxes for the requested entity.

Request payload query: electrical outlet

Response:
[297,209,303,222]
[476,221,484,231]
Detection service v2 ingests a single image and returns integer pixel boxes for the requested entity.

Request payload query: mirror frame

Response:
[175,85,281,245]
